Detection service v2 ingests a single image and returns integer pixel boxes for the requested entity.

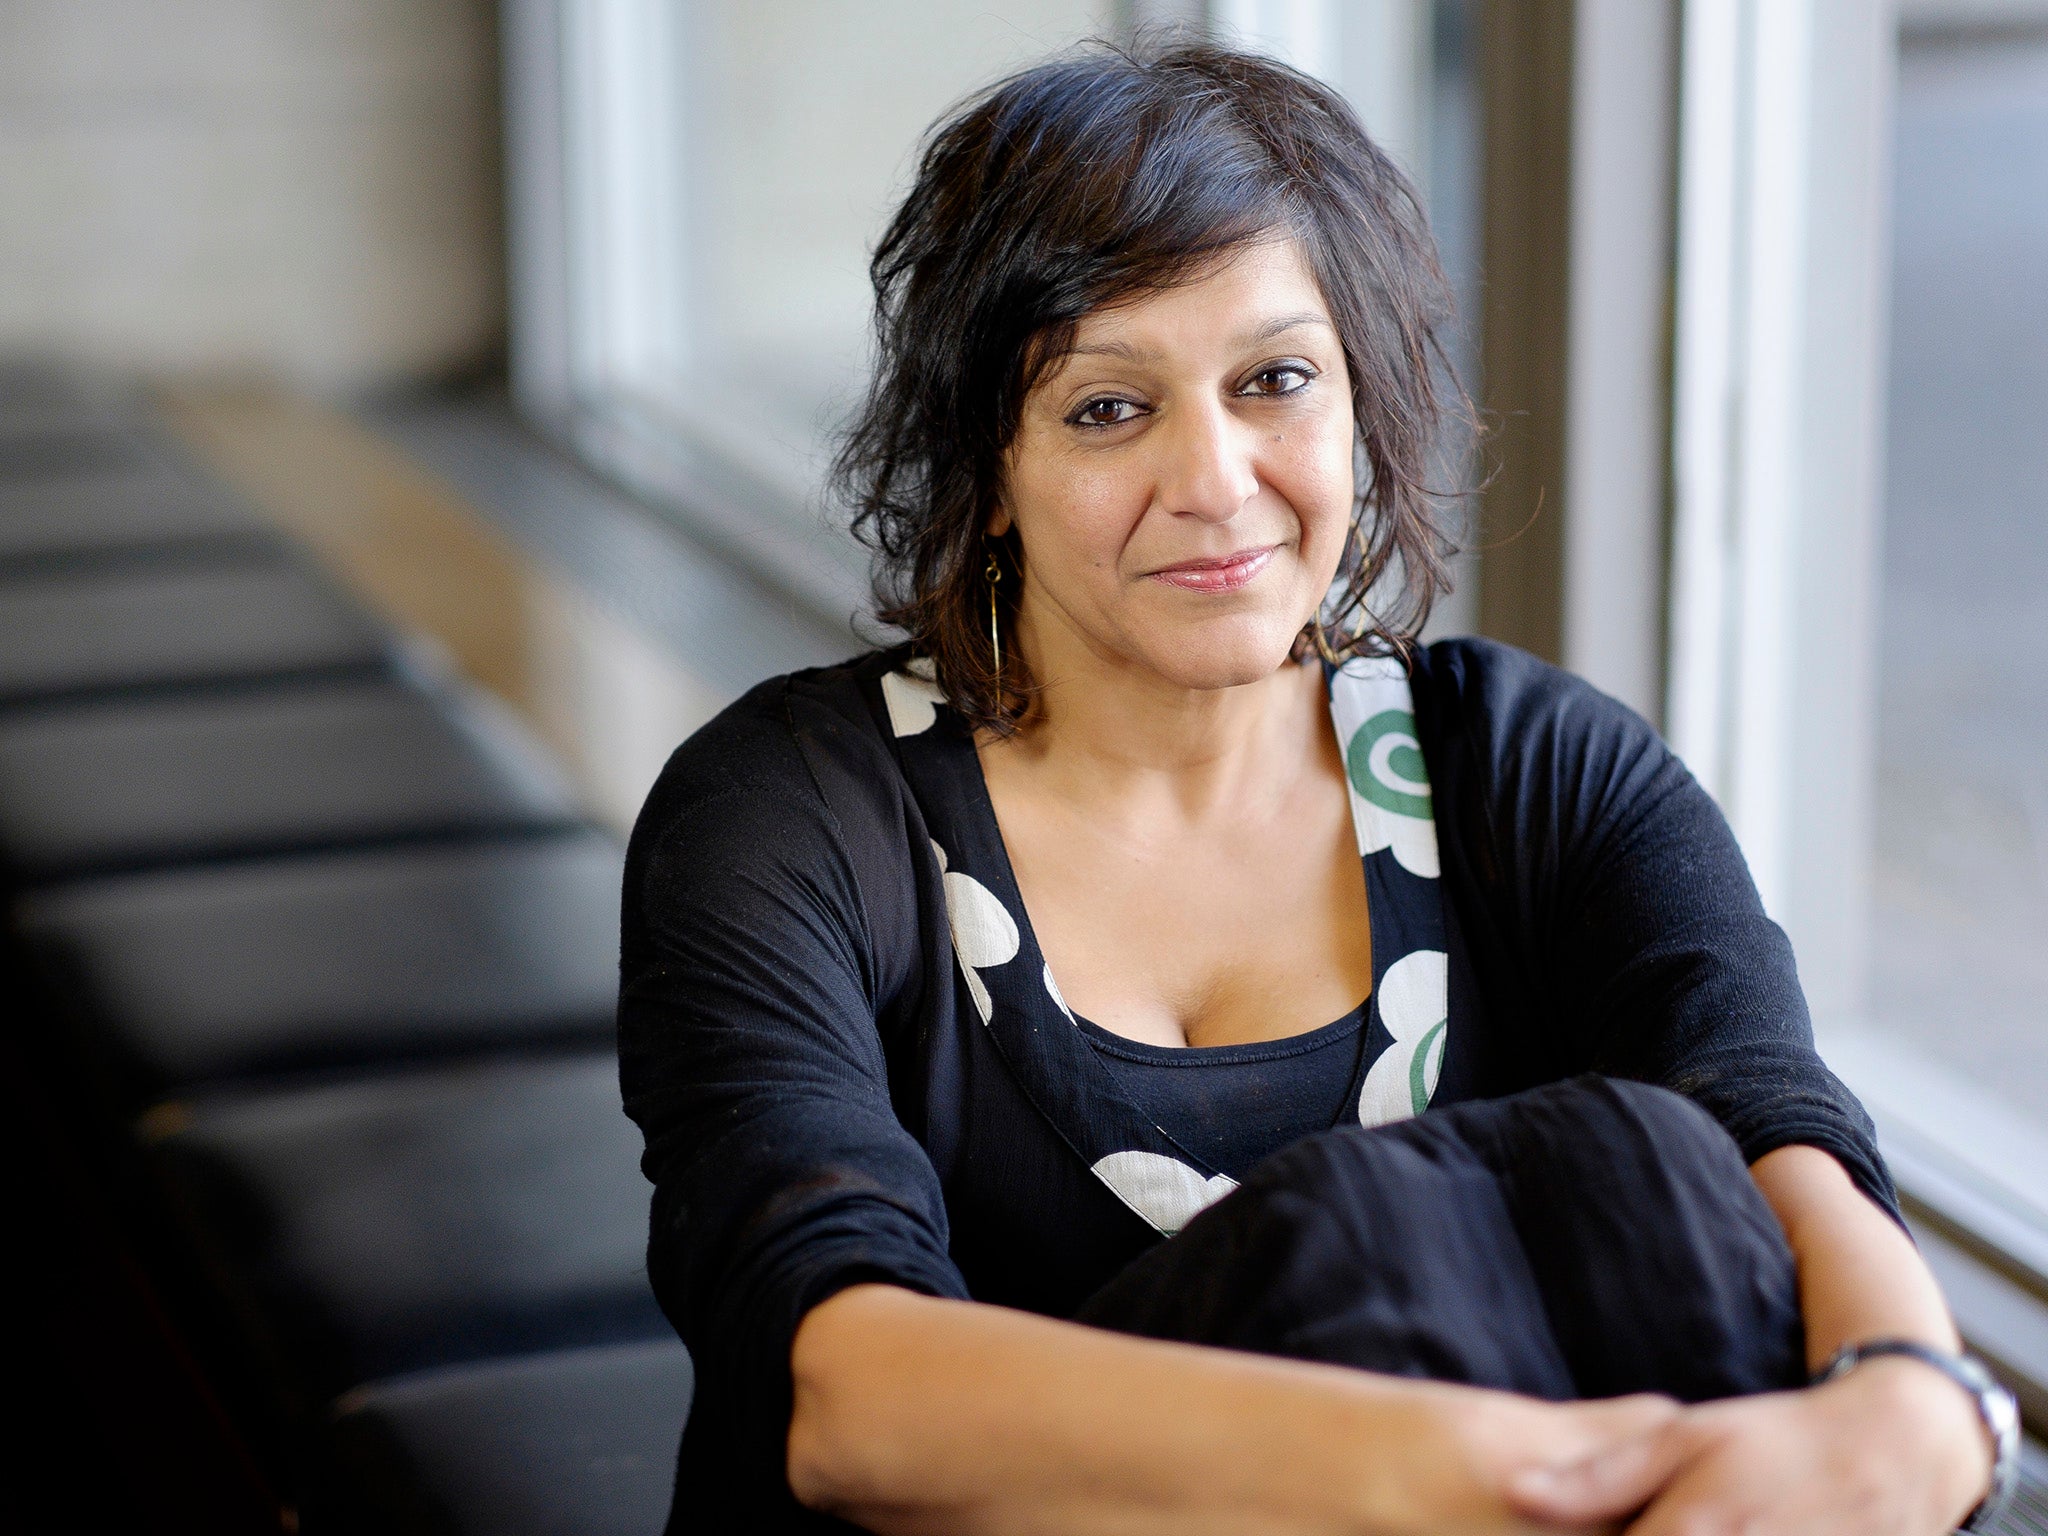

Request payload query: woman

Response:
[619,43,2004,1535]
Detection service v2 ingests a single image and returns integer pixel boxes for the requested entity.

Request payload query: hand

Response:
[1370,1387,1682,1536]
[1503,1359,1994,1536]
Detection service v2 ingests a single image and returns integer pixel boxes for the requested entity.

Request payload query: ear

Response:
[985,505,1013,538]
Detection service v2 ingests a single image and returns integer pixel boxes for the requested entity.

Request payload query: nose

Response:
[1155,398,1260,523]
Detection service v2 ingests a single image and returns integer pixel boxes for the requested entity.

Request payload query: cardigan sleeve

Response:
[617,676,971,1520]
[1430,639,1898,1220]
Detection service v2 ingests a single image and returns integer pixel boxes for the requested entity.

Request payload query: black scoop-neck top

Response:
[1075,1004,1370,1178]
[617,636,1896,1534]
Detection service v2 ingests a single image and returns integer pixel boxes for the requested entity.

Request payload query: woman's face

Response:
[996,236,1356,695]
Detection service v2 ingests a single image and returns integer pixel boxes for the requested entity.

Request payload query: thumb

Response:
[1506,1411,1690,1526]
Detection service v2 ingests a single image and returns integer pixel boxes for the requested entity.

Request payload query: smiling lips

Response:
[1148,545,1276,593]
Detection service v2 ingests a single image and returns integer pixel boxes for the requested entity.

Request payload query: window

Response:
[508,0,1476,630]
[1851,17,2048,1253]
[1661,0,2048,1270]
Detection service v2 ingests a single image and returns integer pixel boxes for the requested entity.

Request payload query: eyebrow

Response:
[1064,312,1333,364]
[1244,312,1334,344]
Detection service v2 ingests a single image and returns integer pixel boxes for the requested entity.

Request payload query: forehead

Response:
[1063,237,1333,359]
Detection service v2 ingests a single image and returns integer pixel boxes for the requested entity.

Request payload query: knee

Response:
[1595,1075,1731,1139]
[1511,1075,1750,1186]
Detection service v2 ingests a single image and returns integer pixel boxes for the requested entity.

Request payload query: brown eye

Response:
[1070,396,1142,428]
[1243,364,1313,397]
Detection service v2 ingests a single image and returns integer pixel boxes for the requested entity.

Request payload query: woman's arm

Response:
[1507,1148,1994,1536]
[790,1283,1680,1536]
[1435,649,1992,1531]
[618,691,979,1523]
[1750,1144,1960,1367]
[1440,642,1897,1210]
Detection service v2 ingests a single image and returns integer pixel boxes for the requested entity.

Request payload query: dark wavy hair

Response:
[833,41,1467,733]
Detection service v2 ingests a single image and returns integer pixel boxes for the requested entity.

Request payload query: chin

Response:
[1142,612,1304,692]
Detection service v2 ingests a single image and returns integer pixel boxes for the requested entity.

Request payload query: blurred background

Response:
[2,2,2046,1532]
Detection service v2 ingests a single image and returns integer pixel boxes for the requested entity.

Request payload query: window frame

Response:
[503,0,2048,1380]
[1660,0,2048,1366]
[506,0,1451,628]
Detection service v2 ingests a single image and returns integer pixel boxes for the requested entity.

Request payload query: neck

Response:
[983,600,1326,824]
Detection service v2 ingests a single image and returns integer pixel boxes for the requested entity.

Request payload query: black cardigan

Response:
[617,638,1892,1533]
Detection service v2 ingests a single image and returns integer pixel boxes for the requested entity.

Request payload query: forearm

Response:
[1748,1144,1956,1367]
[792,1283,1418,1535]
[787,1283,1659,1536]
[1749,1144,1990,1517]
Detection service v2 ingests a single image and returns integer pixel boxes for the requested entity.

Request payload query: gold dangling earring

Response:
[1311,616,1339,666]
[985,543,1003,714]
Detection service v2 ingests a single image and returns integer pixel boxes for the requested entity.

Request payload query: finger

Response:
[1545,1393,1684,1469]
[1506,1419,1692,1525]
[1623,1485,1758,1536]
[1572,1393,1684,1441]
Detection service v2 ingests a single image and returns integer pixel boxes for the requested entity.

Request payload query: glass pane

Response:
[676,2,1117,474]
[560,0,1481,622]
[622,2,1477,506]
[1869,24,2048,1119]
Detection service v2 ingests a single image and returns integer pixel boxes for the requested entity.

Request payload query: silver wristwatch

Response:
[1812,1338,2020,1533]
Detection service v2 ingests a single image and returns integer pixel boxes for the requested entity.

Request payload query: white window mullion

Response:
[1665,0,1742,793]
[1725,0,1813,917]
[502,0,575,425]
[1666,0,1894,1020]
[560,0,692,398]
[1666,0,1815,919]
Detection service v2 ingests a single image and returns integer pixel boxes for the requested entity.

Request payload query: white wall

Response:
[0,0,503,394]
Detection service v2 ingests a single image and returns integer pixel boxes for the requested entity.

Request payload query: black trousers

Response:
[1076,1076,1807,1402]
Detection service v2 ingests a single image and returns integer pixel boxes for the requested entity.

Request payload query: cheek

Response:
[1277,418,1357,548]
[1009,453,1150,578]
